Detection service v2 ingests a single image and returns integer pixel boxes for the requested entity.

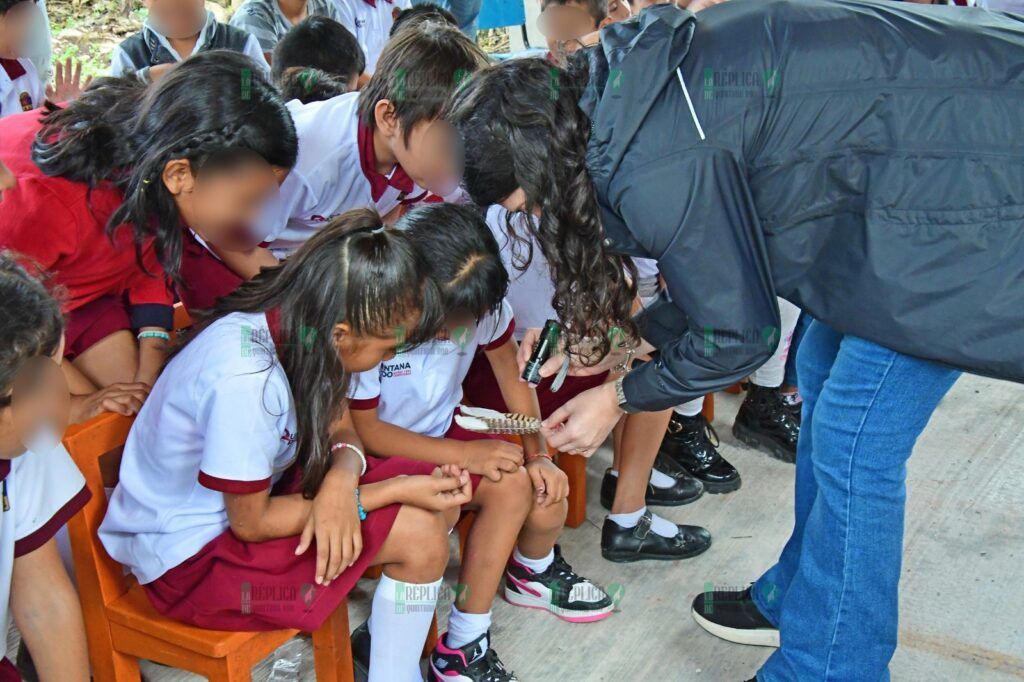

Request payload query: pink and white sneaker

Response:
[504,545,614,623]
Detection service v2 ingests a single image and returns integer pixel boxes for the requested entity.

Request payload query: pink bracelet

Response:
[330,442,367,476]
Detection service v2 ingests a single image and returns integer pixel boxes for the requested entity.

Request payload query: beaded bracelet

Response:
[354,488,367,521]
[330,442,367,476]
[137,330,171,342]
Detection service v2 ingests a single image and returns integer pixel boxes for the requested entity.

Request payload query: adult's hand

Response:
[541,381,623,456]
[46,58,92,103]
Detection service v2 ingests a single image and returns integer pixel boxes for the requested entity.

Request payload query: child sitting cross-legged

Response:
[99,209,471,682]
[350,204,614,682]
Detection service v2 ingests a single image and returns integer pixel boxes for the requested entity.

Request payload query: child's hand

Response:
[397,465,473,511]
[460,439,524,482]
[70,383,150,423]
[296,471,362,586]
[46,58,93,103]
[525,456,569,507]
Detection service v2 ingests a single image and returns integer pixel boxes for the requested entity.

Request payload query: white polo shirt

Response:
[335,0,411,73]
[256,92,426,257]
[99,312,299,584]
[0,58,44,119]
[350,300,515,436]
[0,445,89,645]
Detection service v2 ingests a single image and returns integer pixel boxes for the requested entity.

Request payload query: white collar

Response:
[143,10,218,61]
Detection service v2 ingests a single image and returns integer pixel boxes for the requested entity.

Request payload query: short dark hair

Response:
[541,0,607,24]
[278,67,349,103]
[390,3,458,37]
[272,15,366,83]
[358,23,487,143]
[397,203,508,322]
[0,252,64,407]
[0,0,36,15]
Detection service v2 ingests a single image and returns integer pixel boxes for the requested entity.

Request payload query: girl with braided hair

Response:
[0,49,297,396]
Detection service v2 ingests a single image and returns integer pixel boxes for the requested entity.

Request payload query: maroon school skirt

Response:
[143,454,433,632]
[63,295,131,360]
[461,353,610,419]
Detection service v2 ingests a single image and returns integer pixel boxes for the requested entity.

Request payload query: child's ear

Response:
[373,99,400,139]
[161,159,196,196]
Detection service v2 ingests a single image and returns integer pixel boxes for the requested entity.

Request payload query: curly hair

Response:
[0,252,64,407]
[442,57,637,364]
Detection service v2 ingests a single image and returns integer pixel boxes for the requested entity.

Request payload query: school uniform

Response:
[0,110,175,354]
[256,92,427,256]
[98,310,412,631]
[461,206,609,418]
[334,0,412,73]
[349,301,516,488]
[230,0,345,54]
[0,447,91,674]
[110,10,270,79]
[0,57,44,119]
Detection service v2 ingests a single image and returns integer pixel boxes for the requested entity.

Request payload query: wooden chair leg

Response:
[725,382,744,395]
[362,565,383,580]
[422,612,439,657]
[557,453,587,528]
[208,655,252,682]
[701,392,715,423]
[106,649,142,682]
[313,604,354,682]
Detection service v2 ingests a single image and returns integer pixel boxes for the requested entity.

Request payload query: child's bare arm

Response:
[214,244,280,281]
[487,338,546,456]
[10,538,89,682]
[350,407,523,481]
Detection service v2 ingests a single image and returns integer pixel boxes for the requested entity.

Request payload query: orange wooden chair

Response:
[171,302,193,332]
[62,413,354,682]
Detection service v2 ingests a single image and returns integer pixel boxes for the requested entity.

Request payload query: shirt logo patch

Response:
[379,361,412,379]
[355,18,366,27]
[281,428,297,444]
[19,91,32,111]
[309,213,343,223]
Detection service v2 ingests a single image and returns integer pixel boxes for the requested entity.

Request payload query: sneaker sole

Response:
[691,607,780,647]
[732,423,796,464]
[601,537,712,563]
[503,587,614,622]
[430,662,474,681]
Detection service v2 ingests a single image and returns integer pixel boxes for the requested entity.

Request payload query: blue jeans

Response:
[752,320,960,681]
[782,312,810,389]
[412,0,481,37]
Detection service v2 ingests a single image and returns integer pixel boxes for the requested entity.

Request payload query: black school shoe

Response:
[351,620,371,678]
[601,509,711,563]
[732,384,800,463]
[658,413,742,494]
[690,585,779,647]
[599,467,704,510]
[430,631,518,682]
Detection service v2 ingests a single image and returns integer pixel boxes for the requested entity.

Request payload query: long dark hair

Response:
[178,209,443,498]
[443,58,637,364]
[31,51,298,281]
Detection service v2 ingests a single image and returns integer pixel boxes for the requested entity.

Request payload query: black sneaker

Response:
[505,545,614,622]
[350,620,371,678]
[599,467,703,510]
[690,585,779,647]
[430,631,518,681]
[732,384,800,463]
[781,391,802,425]
[601,510,711,562]
[658,413,741,494]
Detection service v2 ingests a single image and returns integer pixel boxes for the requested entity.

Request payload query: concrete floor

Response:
[18,374,1024,681]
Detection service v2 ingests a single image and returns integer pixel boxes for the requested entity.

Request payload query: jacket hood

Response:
[581,4,697,196]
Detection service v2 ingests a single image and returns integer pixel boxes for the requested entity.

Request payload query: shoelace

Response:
[549,555,587,588]
[476,648,515,682]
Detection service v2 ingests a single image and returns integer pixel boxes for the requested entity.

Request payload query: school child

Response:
[463,206,711,563]
[272,15,365,91]
[538,0,630,66]
[110,0,269,82]
[0,253,91,681]
[99,211,469,682]
[228,23,485,275]
[334,0,412,74]
[0,51,298,389]
[230,0,345,60]
[349,204,613,682]
[389,2,457,37]
[0,0,44,118]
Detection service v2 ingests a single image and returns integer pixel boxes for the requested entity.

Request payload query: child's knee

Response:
[397,506,451,576]
[495,468,534,512]
[527,496,568,533]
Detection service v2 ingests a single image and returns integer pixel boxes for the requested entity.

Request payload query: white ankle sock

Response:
[368,574,441,682]
[609,468,676,489]
[607,506,679,539]
[513,546,553,574]
[446,605,491,651]
[674,397,704,417]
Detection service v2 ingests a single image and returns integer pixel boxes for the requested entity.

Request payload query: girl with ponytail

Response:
[100,209,472,682]
[0,50,297,395]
